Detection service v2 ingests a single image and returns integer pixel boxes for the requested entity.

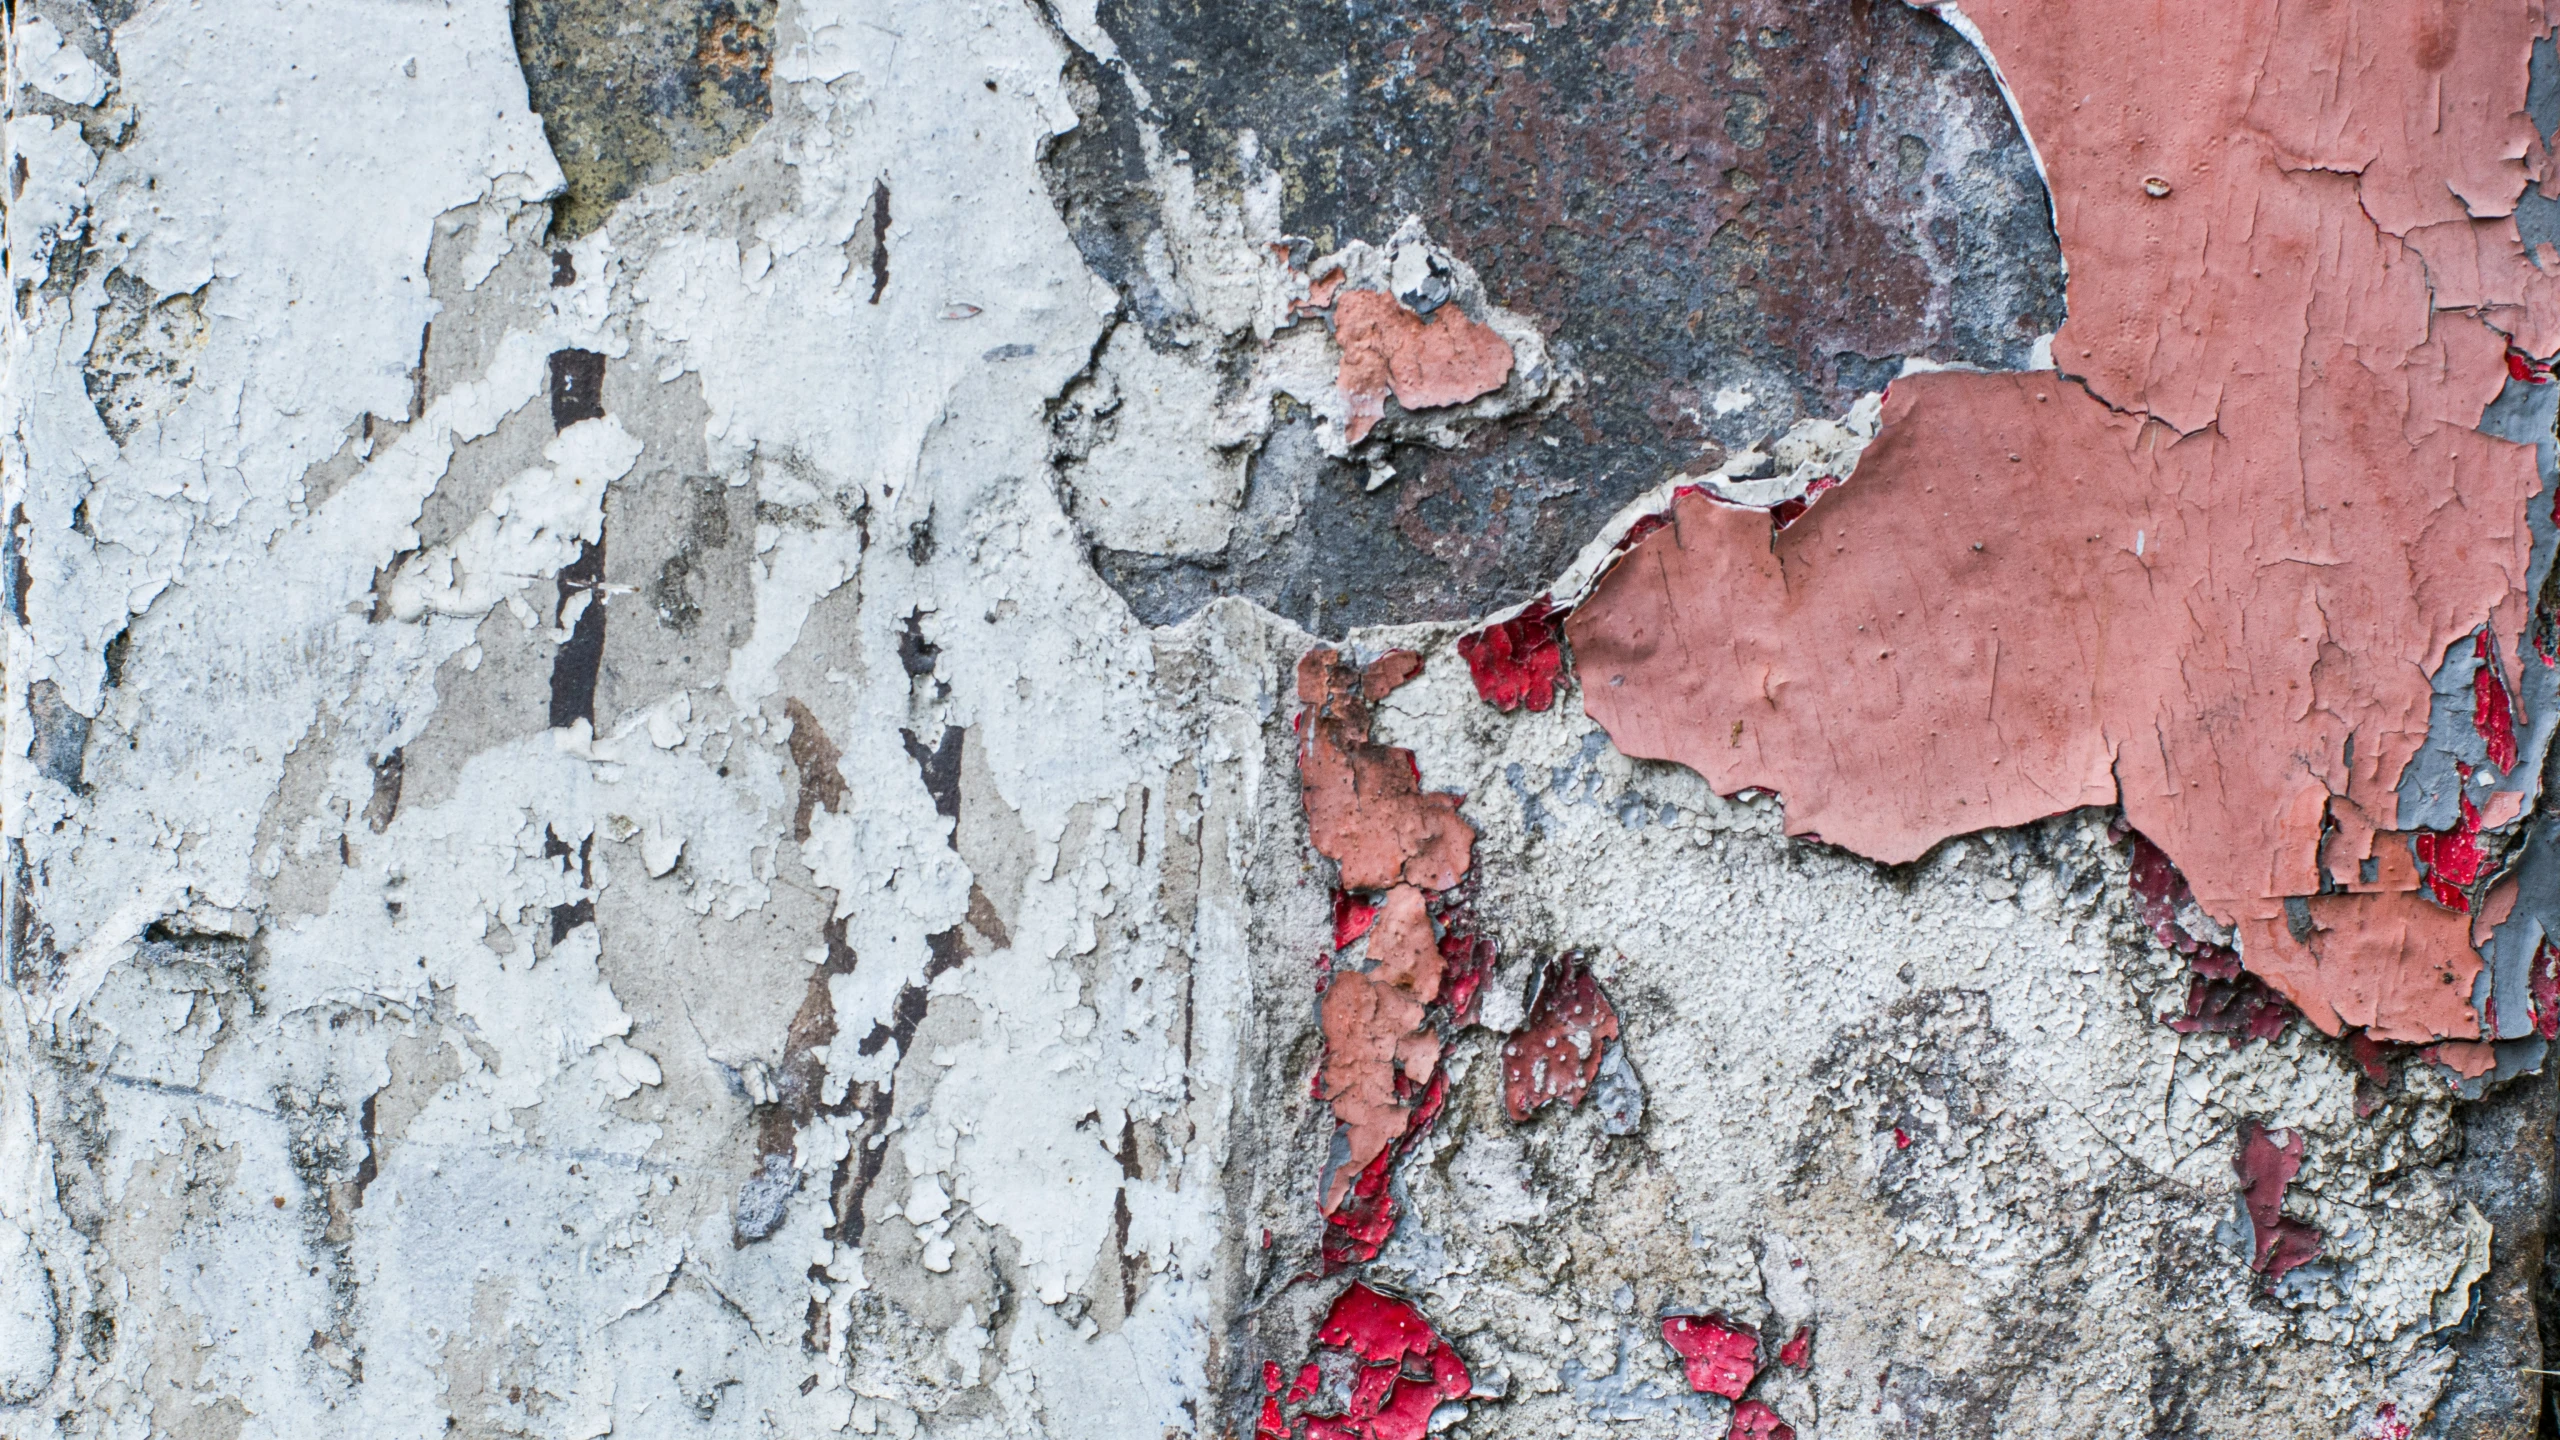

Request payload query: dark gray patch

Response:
[511,0,776,239]
[1054,0,2064,629]
[364,749,405,834]
[548,347,607,430]
[548,538,607,729]
[2424,1062,2554,1437]
[901,725,963,827]
[27,680,89,793]
[867,177,892,304]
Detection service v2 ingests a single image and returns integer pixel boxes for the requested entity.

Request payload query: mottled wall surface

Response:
[1,1,2556,1438]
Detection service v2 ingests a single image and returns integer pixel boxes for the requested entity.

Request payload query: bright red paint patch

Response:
[1660,1313,1760,1400]
[1891,1127,1911,1150]
[1768,475,1841,531]
[2236,1122,2323,1282]
[2413,785,2486,913]
[1456,594,1568,713]
[1259,1283,1471,1440]
[2473,631,2518,773]
[1777,1326,1811,1370]
[1499,953,1622,1121]
[1322,1071,1448,1271]
[1333,890,1380,950]
[2534,941,2560,1041]
[1728,1401,1796,1440]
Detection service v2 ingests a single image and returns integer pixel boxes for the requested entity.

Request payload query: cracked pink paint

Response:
[1298,648,1472,895]
[1571,0,2560,1042]
[1300,649,1477,1214]
[1331,288,1515,445]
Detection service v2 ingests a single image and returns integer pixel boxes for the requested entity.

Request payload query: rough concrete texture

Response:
[1,1,2556,1438]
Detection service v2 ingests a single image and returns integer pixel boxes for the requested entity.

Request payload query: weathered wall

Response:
[4,1,2559,1437]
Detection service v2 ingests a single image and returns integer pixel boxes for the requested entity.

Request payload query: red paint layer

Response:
[2413,787,2487,913]
[1332,288,1515,445]
[1661,1313,1760,1400]
[2474,631,2520,773]
[1728,1401,1797,1440]
[1332,890,1380,950]
[1260,1283,1471,1440]
[2534,940,2560,1040]
[1322,1070,1447,1271]
[1456,594,1568,713]
[1777,1326,1812,1371]
[2166,966,2300,1047]
[2236,1122,2323,1282]
[1498,952,1621,1122]
[1571,2,2560,1042]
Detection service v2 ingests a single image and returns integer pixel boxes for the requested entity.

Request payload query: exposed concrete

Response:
[3,0,2555,1436]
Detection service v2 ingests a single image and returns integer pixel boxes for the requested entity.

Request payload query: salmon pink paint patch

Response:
[1661,1313,1760,1399]
[1456,595,1568,713]
[1332,288,1514,445]
[1297,648,1474,894]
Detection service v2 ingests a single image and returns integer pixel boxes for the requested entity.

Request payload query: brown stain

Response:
[1571,1,2560,1042]
[697,13,768,81]
[783,698,846,843]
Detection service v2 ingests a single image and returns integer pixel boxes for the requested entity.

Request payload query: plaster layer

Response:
[1,0,2552,1436]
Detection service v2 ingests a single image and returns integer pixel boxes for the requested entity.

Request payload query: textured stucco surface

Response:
[2,1,2556,1437]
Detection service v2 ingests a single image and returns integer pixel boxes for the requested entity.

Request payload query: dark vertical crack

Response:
[867,177,892,304]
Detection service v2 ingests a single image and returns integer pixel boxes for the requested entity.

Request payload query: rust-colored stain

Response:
[1572,0,2560,1042]
[1497,952,1621,1122]
[1329,287,1514,446]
